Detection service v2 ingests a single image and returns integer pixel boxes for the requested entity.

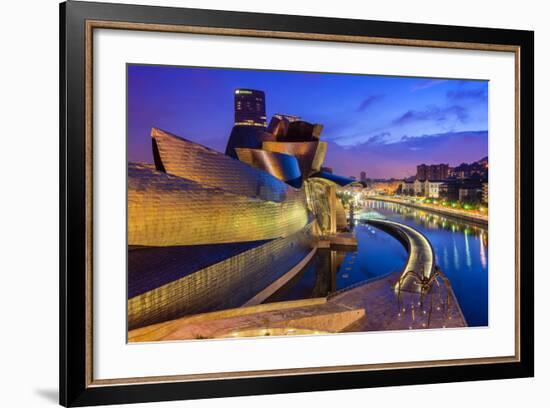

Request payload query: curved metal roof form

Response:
[151,127,300,202]
[262,140,327,178]
[310,171,357,187]
[235,148,303,188]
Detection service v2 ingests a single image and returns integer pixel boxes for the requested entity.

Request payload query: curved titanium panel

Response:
[235,148,302,188]
[151,127,299,202]
[262,141,327,177]
[127,223,314,329]
[310,171,356,187]
[284,120,323,142]
[224,125,275,159]
[128,163,308,247]
[335,199,347,230]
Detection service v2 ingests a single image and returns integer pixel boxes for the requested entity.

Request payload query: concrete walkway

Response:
[328,271,466,332]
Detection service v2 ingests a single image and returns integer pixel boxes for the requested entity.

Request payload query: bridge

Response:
[365,219,435,292]
[324,218,466,331]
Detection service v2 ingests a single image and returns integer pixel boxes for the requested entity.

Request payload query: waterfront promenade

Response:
[369,195,488,227]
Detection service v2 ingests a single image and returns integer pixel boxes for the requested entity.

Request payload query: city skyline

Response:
[128,64,488,178]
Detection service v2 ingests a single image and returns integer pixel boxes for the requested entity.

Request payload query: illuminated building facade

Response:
[424,180,445,198]
[128,222,315,329]
[413,179,425,195]
[234,88,267,127]
[401,180,415,195]
[482,182,488,204]
[416,163,449,181]
[128,91,354,329]
[128,162,308,247]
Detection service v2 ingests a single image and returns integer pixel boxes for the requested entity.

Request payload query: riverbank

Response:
[369,196,488,227]
[128,219,466,342]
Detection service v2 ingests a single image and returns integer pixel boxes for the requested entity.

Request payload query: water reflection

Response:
[480,231,487,269]
[267,224,407,303]
[362,200,488,327]
[268,200,488,327]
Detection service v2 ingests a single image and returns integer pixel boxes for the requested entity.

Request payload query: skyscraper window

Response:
[234,89,267,127]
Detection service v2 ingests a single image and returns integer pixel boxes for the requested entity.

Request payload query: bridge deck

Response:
[366,219,434,292]
[328,219,466,330]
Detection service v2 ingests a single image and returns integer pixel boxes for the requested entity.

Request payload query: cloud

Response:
[356,94,385,112]
[447,86,488,102]
[391,105,468,126]
[411,79,448,91]
[364,132,390,145]
[323,130,488,179]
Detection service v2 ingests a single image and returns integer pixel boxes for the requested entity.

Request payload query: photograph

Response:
[126,65,489,342]
[54,1,535,405]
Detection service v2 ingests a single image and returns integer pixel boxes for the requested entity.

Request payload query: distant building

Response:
[413,179,425,196]
[450,159,488,179]
[401,180,415,195]
[360,171,367,183]
[450,163,471,179]
[439,177,483,202]
[234,89,267,128]
[482,182,488,204]
[424,180,445,198]
[416,163,449,181]
[459,187,480,203]
[416,164,427,181]
[439,180,459,201]
[321,166,333,174]
[371,180,401,195]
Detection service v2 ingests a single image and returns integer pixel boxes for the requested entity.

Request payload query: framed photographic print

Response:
[60,0,534,406]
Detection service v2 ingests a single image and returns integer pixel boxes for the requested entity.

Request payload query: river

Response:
[267,199,488,327]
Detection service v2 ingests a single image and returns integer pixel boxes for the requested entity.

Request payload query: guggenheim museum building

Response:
[127,89,355,329]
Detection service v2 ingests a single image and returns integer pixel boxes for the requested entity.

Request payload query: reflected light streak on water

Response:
[360,199,488,327]
[269,199,488,327]
[480,231,487,269]
[464,229,472,269]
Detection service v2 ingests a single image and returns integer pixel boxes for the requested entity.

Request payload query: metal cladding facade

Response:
[262,140,327,178]
[152,127,299,203]
[128,163,308,247]
[310,171,357,187]
[224,125,275,159]
[283,120,323,142]
[128,223,314,329]
[235,148,302,188]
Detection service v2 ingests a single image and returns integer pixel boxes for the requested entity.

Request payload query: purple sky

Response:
[128,65,488,179]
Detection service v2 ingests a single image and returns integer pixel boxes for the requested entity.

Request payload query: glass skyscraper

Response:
[234,88,267,127]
